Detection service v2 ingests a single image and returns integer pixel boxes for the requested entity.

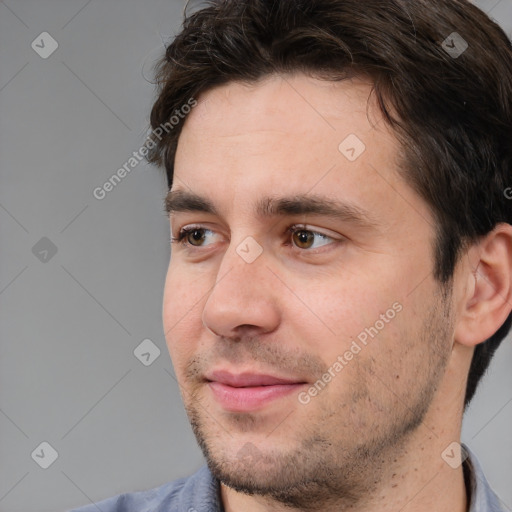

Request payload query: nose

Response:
[201,240,280,339]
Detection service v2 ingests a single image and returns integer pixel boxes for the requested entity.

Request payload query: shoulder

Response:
[68,465,221,512]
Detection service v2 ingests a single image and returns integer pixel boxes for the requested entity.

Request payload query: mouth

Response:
[205,370,308,412]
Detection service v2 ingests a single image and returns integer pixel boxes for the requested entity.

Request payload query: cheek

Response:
[163,261,207,319]
[302,280,384,343]
[162,264,207,361]
[304,278,410,378]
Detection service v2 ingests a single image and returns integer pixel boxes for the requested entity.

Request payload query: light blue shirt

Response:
[69,444,508,511]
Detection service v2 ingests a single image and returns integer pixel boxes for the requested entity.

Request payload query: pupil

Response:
[297,230,312,247]
[192,230,204,242]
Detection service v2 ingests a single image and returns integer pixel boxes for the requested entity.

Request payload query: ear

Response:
[454,223,512,347]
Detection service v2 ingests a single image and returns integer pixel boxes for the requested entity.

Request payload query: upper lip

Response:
[206,370,306,387]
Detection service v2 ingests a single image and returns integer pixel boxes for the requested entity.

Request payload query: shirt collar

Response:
[462,444,508,512]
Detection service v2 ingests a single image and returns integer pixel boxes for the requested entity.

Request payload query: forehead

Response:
[172,73,434,236]
[183,73,385,139]
[175,73,398,187]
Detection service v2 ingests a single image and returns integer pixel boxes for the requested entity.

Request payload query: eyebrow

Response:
[165,189,381,230]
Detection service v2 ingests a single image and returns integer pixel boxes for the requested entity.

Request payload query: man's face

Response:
[162,73,454,505]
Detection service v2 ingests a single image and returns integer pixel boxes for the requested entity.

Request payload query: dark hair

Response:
[146,0,512,408]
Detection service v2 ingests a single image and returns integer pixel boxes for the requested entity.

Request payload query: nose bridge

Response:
[209,235,267,307]
[202,235,279,336]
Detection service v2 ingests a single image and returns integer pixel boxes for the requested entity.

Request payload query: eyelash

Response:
[170,224,340,252]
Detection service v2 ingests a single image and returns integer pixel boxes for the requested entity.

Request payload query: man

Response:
[71,0,512,510]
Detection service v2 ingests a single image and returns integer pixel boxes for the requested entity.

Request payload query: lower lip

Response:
[208,381,305,411]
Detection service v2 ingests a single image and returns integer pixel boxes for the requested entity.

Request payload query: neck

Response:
[220,424,469,512]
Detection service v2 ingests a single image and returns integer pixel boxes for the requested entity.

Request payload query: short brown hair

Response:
[146,0,512,407]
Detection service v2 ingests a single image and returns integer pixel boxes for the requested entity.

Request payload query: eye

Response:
[286,224,336,251]
[171,224,339,252]
[171,225,217,247]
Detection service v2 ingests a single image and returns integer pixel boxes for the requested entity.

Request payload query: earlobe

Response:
[454,224,512,348]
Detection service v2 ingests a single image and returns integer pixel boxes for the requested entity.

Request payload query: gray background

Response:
[0,1,511,511]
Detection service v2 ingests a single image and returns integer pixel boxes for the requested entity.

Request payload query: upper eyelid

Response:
[175,223,336,236]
